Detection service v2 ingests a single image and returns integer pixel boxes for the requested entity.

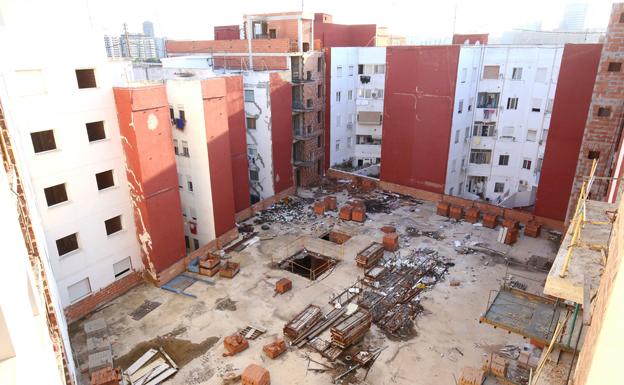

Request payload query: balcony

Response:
[291,72,314,84]
[292,100,314,113]
[293,128,322,142]
[346,122,353,130]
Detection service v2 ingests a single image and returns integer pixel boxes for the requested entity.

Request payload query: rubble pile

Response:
[253,197,315,224]
[359,249,449,338]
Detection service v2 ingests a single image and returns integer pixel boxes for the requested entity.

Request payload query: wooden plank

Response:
[130,358,166,384]
[125,348,158,376]
[143,367,177,385]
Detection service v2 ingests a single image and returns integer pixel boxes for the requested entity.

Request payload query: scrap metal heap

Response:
[253,196,316,224]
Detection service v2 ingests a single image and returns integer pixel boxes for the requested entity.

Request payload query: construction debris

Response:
[241,364,270,385]
[122,348,178,385]
[254,197,314,224]
[356,242,384,268]
[90,367,121,385]
[220,261,240,278]
[238,325,266,340]
[262,339,287,359]
[459,366,485,385]
[223,335,249,356]
[330,309,371,348]
[283,304,324,340]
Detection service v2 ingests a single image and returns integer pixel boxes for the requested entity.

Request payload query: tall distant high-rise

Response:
[143,20,155,37]
[559,3,588,31]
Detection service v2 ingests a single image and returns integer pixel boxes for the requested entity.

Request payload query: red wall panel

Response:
[314,22,377,48]
[214,25,240,40]
[113,86,186,274]
[269,72,294,193]
[224,76,251,212]
[380,46,460,193]
[533,44,602,221]
[452,34,489,45]
[201,78,237,237]
[324,47,331,170]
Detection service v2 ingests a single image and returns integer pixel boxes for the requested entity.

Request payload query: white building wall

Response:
[447,45,563,207]
[243,71,275,201]
[0,0,142,307]
[167,79,217,251]
[329,47,358,166]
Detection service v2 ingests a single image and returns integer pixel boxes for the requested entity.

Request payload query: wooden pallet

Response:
[238,325,266,340]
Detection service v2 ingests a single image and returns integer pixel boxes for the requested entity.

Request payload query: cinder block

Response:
[339,205,353,221]
[383,232,399,251]
[436,201,450,217]
[449,206,463,220]
[242,364,270,385]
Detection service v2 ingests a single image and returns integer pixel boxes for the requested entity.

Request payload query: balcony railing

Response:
[292,73,314,84]
[294,128,322,141]
[292,100,314,113]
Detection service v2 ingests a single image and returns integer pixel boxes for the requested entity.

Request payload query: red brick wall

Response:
[324,47,331,171]
[214,25,240,40]
[166,38,292,54]
[568,3,624,221]
[213,56,289,71]
[113,86,186,275]
[380,46,460,194]
[314,21,377,48]
[533,44,602,222]
[270,72,294,193]
[452,34,489,45]
[64,271,142,323]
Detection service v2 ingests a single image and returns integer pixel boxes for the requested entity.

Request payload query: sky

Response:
[88,0,616,41]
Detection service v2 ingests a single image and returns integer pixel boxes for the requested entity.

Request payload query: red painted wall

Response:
[113,86,186,274]
[324,47,332,170]
[201,78,237,237]
[224,76,251,212]
[533,44,602,221]
[452,33,489,45]
[214,25,240,40]
[269,72,294,193]
[380,46,460,193]
[314,22,377,48]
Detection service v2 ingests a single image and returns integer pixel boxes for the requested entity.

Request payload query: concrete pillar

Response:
[297,18,303,52]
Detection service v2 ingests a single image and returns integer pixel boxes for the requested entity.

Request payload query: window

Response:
[483,65,500,79]
[86,121,106,142]
[306,99,313,108]
[349,65,354,76]
[464,126,470,140]
[358,64,364,75]
[458,100,463,113]
[173,139,179,155]
[527,129,537,141]
[187,175,193,192]
[348,90,353,100]
[318,58,322,72]
[507,97,518,110]
[522,159,532,170]
[337,66,343,77]
[469,149,491,164]
[44,183,68,207]
[501,126,514,138]
[535,67,547,83]
[531,98,542,112]
[177,174,183,189]
[374,64,385,74]
[184,235,190,250]
[31,130,56,153]
[468,97,473,111]
[244,89,254,102]
[608,62,622,72]
[56,233,79,257]
[104,215,122,235]
[248,146,257,157]
[182,140,190,157]
[477,92,499,108]
[113,257,132,279]
[95,170,114,190]
[498,155,509,166]
[246,117,256,129]
[336,91,341,102]
[68,278,91,303]
[472,123,496,137]
[335,140,340,151]
[512,67,523,80]
[317,136,321,147]
[169,106,175,123]
[357,111,382,125]
[597,106,611,117]
[454,130,460,144]
[250,170,259,181]
[494,182,505,193]
[75,69,96,89]
[461,68,467,83]
[193,238,200,250]
[620,12,624,23]
[306,71,312,81]
[317,85,322,98]
[588,150,600,159]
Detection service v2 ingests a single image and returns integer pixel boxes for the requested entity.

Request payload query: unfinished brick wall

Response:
[166,38,293,54]
[568,3,624,221]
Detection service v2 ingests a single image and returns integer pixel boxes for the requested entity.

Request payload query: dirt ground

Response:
[69,187,572,385]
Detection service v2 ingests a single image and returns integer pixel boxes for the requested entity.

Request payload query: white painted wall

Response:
[0,0,141,308]
[446,45,563,207]
[167,79,217,251]
[330,47,386,168]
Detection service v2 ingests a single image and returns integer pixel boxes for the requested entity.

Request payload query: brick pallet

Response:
[339,205,353,220]
[324,196,337,211]
[464,207,480,223]
[459,366,485,385]
[330,309,371,349]
[352,206,366,222]
[524,221,541,237]
[223,334,249,356]
[283,304,323,339]
[262,339,286,359]
[356,242,384,268]
[275,278,292,294]
[449,206,463,220]
[504,227,518,245]
[482,213,498,228]
[313,201,326,215]
[436,201,450,217]
[90,367,121,385]
[382,232,399,251]
[242,364,270,385]
[220,261,240,278]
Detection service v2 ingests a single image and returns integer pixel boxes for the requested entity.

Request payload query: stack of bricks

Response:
[482,213,498,228]
[223,335,249,356]
[352,206,366,222]
[464,207,480,223]
[199,254,221,277]
[339,205,353,220]
[524,221,541,238]
[324,196,337,211]
[458,367,484,385]
[436,201,450,217]
[483,354,508,377]
[263,339,287,359]
[313,200,326,215]
[275,278,292,294]
[383,232,399,251]
[90,367,121,385]
[220,261,240,278]
[449,206,463,220]
[380,225,396,234]
[241,364,271,385]
[502,219,519,245]
[329,230,351,244]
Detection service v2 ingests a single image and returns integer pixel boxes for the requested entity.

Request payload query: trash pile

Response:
[359,248,449,338]
[253,197,315,224]
[406,226,445,240]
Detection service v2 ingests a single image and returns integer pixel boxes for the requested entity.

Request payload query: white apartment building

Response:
[104,35,123,58]
[0,0,142,307]
[445,45,563,208]
[330,47,386,168]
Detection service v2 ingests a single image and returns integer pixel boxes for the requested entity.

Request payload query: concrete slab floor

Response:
[69,187,571,385]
